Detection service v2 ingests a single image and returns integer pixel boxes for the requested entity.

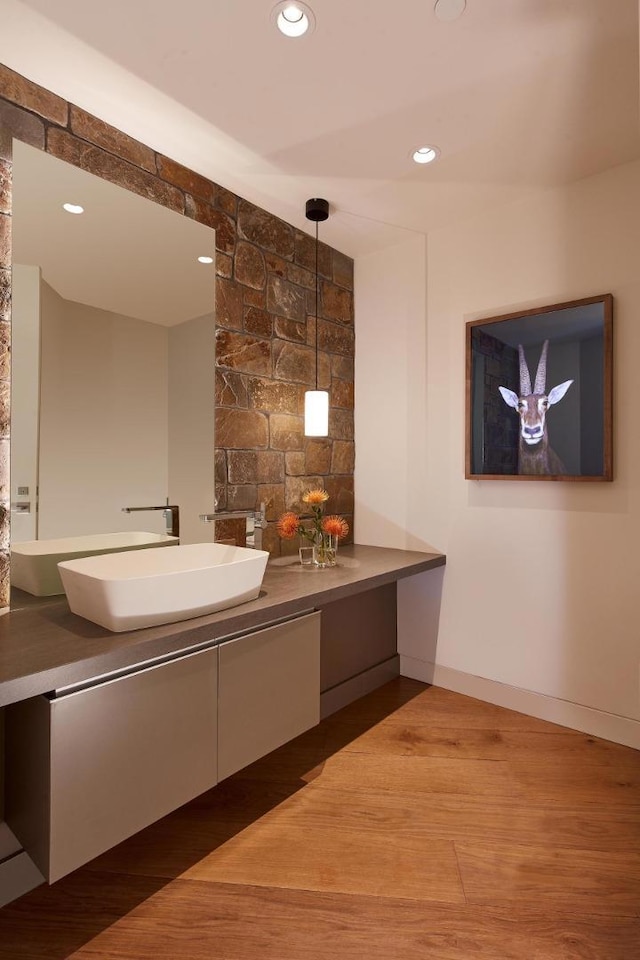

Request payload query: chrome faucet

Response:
[200,502,267,550]
[122,502,180,538]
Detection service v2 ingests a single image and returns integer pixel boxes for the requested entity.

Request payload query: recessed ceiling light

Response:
[272,1,315,38]
[412,146,439,165]
[197,255,214,264]
[434,0,466,22]
[63,202,84,214]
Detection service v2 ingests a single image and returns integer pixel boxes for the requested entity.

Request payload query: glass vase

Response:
[298,543,314,566]
[313,533,338,568]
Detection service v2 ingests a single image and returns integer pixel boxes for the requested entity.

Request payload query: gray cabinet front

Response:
[217,612,321,781]
[6,646,218,882]
[5,611,321,884]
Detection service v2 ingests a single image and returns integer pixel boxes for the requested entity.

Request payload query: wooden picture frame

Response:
[465,294,613,481]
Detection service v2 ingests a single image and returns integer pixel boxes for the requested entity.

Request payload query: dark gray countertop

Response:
[0,544,445,708]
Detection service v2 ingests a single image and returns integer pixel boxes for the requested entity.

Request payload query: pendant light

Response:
[304,197,329,437]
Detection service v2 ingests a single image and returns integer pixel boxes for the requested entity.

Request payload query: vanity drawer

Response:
[217,612,321,781]
[6,646,218,883]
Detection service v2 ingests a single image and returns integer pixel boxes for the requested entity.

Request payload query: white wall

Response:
[356,161,640,746]
[10,265,41,541]
[355,234,433,551]
[38,284,169,538]
[168,312,215,544]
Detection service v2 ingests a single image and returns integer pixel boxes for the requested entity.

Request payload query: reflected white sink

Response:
[58,543,269,632]
[11,531,179,597]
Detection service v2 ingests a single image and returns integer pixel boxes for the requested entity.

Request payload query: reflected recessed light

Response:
[412,146,439,165]
[434,0,466,22]
[197,256,214,264]
[63,202,84,214]
[272,1,315,38]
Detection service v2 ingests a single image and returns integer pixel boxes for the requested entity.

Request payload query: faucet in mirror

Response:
[122,504,180,538]
[8,139,216,600]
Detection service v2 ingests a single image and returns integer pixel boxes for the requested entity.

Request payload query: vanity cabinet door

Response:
[6,646,218,883]
[217,612,320,781]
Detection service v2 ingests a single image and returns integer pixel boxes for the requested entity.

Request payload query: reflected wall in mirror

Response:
[465,294,613,481]
[10,141,217,599]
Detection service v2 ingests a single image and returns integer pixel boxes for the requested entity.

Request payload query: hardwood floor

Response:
[1,679,638,959]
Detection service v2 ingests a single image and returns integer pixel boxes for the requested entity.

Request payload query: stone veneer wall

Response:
[0,64,354,603]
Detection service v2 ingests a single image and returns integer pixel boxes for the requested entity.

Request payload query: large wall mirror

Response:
[9,140,217,604]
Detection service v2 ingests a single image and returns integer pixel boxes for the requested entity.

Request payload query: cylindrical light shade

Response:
[304,390,329,437]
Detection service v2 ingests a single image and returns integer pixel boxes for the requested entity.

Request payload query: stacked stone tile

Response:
[0,63,354,597]
[215,204,354,555]
[0,131,10,604]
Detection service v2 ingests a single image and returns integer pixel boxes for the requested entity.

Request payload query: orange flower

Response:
[302,488,329,506]
[322,515,349,540]
[277,511,301,539]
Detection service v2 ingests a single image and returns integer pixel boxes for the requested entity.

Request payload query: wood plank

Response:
[182,827,465,903]
[273,782,640,856]
[334,682,566,732]
[85,778,305,880]
[13,879,639,960]
[3,679,639,960]
[231,723,529,794]
[512,757,640,805]
[0,869,166,960]
[384,688,579,732]
[339,722,640,764]
[456,840,640,917]
[312,751,524,799]
[86,778,640,884]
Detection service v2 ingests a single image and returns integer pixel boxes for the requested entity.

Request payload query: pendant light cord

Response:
[315,218,319,391]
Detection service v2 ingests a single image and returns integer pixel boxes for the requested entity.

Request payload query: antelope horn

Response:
[518,345,532,396]
[534,340,549,395]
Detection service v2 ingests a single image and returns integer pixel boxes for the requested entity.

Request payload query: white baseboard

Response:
[400,656,640,750]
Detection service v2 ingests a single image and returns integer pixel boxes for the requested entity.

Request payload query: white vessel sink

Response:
[58,542,269,632]
[11,531,179,597]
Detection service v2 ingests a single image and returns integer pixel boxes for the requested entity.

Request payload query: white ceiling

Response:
[1,0,639,257]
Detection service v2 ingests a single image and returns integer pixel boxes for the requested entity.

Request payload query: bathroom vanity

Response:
[0,544,444,886]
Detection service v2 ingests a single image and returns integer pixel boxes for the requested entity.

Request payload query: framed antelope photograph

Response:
[465,294,613,481]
